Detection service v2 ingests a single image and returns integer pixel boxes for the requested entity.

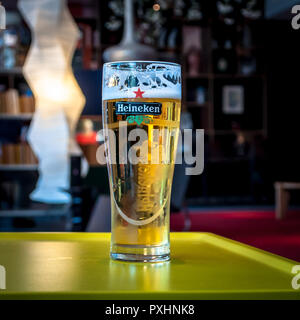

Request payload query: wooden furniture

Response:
[275,182,300,219]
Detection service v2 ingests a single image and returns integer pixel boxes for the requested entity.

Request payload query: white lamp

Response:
[18,0,86,204]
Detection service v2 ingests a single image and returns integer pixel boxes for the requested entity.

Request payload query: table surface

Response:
[0,232,299,300]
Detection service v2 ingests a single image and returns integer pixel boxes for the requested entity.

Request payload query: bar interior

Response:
[0,0,299,300]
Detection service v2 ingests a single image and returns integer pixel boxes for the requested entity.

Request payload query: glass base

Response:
[111,243,170,262]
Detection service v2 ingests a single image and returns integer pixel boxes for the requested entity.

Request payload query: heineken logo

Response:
[115,101,162,115]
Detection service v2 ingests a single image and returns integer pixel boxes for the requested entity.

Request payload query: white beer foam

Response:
[103,86,181,100]
[102,62,181,101]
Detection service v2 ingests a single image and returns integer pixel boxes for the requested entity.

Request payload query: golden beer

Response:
[102,62,181,262]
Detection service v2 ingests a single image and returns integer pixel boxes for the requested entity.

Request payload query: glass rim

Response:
[103,60,181,70]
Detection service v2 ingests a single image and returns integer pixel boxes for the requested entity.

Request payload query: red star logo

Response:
[133,88,145,98]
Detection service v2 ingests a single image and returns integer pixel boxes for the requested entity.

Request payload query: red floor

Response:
[170,209,300,262]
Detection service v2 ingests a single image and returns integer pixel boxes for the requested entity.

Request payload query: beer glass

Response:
[102,61,181,262]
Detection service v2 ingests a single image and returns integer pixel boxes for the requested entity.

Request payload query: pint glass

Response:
[102,61,181,262]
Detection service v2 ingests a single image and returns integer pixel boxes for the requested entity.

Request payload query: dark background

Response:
[1,0,300,230]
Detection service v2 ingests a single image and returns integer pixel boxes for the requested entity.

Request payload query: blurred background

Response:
[0,0,300,261]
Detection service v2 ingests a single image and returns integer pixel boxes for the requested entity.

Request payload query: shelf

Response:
[0,67,23,75]
[0,113,33,120]
[0,163,106,171]
[186,102,209,108]
[0,164,38,171]
[0,203,70,218]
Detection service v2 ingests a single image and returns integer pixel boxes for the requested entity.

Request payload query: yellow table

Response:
[0,232,299,299]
